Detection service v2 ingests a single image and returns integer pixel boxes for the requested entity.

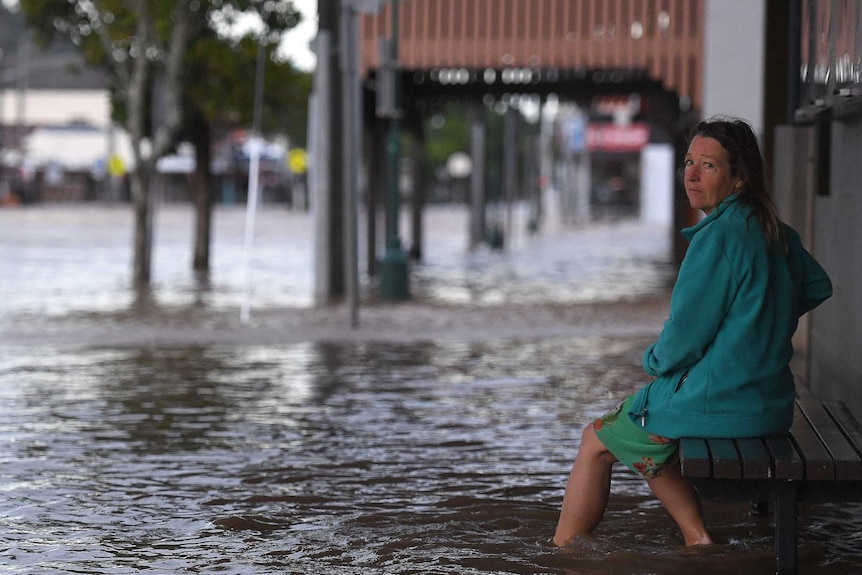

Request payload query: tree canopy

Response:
[19,0,308,144]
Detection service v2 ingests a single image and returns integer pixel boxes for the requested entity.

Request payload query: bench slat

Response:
[708,438,742,478]
[790,402,835,480]
[797,399,862,480]
[736,437,772,478]
[823,400,862,459]
[765,434,804,480]
[677,387,862,575]
[679,438,711,478]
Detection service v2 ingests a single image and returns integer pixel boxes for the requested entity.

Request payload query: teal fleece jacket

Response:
[628,195,832,438]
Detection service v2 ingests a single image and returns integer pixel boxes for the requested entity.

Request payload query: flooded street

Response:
[1,204,860,574]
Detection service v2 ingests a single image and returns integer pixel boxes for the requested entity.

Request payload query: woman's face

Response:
[684,135,741,215]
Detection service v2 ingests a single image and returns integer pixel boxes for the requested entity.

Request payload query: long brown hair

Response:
[689,117,784,249]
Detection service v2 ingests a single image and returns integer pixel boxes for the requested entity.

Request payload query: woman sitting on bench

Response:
[552,116,833,547]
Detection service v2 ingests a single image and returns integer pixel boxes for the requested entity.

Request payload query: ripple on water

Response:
[0,338,850,572]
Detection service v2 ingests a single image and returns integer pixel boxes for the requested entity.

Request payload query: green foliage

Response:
[185,35,311,145]
[17,0,309,143]
[20,0,166,66]
[424,101,470,167]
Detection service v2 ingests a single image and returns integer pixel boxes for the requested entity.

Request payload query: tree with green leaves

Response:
[18,0,305,285]
[182,30,311,273]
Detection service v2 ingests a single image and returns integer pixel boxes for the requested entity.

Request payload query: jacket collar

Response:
[681,193,742,241]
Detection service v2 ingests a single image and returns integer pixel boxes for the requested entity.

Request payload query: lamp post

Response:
[340,0,361,327]
[377,0,409,300]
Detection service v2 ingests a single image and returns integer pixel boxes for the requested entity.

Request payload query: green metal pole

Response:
[378,0,409,300]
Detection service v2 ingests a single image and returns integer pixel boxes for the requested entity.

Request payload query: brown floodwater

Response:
[1,339,860,574]
[0,204,860,574]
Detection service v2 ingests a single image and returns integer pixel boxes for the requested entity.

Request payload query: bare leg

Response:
[553,423,618,546]
[646,460,713,545]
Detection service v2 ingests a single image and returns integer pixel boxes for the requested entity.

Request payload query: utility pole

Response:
[15,32,29,163]
[469,103,486,248]
[377,0,409,299]
[340,0,361,328]
[314,1,345,302]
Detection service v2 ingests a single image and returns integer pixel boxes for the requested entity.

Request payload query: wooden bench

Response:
[680,389,862,575]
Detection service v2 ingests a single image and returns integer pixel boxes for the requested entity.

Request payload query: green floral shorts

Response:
[592,395,679,479]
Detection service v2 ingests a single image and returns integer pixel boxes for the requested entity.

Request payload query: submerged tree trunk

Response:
[191,119,213,273]
[126,0,190,286]
[130,164,153,284]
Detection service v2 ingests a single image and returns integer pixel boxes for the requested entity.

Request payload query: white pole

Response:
[240,136,262,324]
[240,41,267,324]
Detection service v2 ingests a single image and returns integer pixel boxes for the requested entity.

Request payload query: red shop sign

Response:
[586,123,650,152]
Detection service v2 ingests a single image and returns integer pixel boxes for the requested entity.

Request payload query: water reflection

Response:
[0,204,673,318]
[410,211,676,306]
[1,339,860,574]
